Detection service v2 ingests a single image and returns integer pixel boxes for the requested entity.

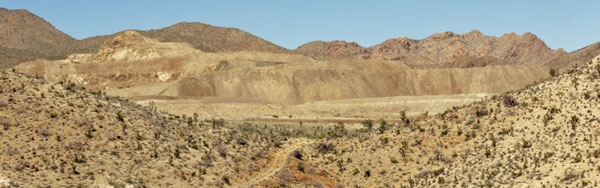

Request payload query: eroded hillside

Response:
[16,31,549,108]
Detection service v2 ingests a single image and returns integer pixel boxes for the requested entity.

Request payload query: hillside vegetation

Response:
[283,55,600,187]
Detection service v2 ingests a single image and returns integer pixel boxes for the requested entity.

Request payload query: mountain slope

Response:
[547,41,600,72]
[0,8,76,68]
[142,22,290,53]
[72,22,291,55]
[0,8,290,69]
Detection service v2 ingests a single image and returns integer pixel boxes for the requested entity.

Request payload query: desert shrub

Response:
[187,117,194,126]
[361,119,373,131]
[570,115,580,130]
[573,153,583,163]
[475,108,488,117]
[116,112,125,122]
[317,142,334,153]
[503,95,518,107]
[593,149,600,158]
[334,122,346,136]
[378,119,387,134]
[85,130,93,139]
[542,113,553,126]
[512,169,523,177]
[221,175,230,185]
[400,110,407,121]
[521,139,532,149]
[485,147,492,158]
[297,162,305,172]
[584,92,591,99]
[73,154,86,163]
[174,148,181,159]
[292,150,303,160]
[212,118,225,128]
[549,106,561,113]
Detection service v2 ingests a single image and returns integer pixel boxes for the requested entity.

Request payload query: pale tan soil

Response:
[139,93,492,123]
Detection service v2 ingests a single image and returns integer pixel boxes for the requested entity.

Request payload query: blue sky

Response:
[2,0,599,51]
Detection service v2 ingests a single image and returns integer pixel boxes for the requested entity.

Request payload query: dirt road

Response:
[233,139,314,188]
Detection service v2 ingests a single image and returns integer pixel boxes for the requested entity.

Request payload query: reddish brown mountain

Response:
[296,30,568,68]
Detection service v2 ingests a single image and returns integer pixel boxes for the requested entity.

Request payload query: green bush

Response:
[361,119,373,131]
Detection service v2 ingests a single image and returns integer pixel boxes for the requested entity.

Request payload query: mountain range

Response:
[2,7,600,70]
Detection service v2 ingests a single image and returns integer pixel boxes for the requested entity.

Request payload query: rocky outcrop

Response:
[65,31,198,63]
[295,40,366,58]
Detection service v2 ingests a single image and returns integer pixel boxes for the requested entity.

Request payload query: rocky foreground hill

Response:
[2,54,599,187]
[0,69,332,187]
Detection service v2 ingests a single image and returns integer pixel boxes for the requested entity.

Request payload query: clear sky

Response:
[2,0,599,52]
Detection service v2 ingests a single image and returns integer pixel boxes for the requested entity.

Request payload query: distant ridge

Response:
[295,30,567,68]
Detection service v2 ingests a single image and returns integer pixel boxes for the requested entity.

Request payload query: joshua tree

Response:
[549,68,558,77]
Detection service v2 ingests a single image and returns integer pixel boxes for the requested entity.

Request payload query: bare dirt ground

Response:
[136,93,492,124]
